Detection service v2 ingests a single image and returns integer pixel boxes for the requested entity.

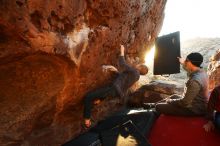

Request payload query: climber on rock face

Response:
[83,45,149,128]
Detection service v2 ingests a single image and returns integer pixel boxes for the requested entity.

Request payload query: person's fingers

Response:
[203,124,208,131]
[102,65,106,70]
[120,45,125,50]
[178,57,185,64]
[102,65,109,73]
[93,99,101,105]
[204,126,209,132]
[203,123,215,132]
[85,119,91,128]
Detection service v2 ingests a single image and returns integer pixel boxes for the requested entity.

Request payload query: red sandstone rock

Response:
[0,0,166,145]
[208,49,220,90]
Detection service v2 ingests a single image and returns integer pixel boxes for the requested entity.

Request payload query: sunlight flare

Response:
[144,46,155,68]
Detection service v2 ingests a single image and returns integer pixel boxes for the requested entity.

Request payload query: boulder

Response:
[0,0,167,145]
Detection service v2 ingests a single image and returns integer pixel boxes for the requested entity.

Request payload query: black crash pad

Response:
[101,120,151,146]
[62,132,101,146]
[62,109,157,146]
[154,31,181,75]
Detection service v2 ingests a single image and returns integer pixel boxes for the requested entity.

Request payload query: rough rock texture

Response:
[0,0,166,145]
[208,49,220,89]
[137,80,184,103]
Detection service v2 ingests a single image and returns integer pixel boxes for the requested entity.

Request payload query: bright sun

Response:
[144,46,155,68]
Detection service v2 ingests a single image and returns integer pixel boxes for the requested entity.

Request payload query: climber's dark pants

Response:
[214,112,220,130]
[155,94,200,116]
[155,103,197,116]
[83,85,119,119]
